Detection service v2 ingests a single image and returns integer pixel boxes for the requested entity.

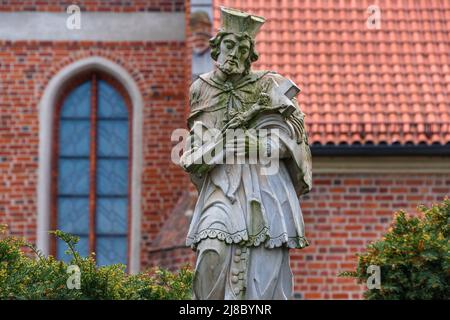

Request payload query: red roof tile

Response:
[212,1,450,146]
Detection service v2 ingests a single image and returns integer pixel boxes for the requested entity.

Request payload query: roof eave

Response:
[311,144,450,156]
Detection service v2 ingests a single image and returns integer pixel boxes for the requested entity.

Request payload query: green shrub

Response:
[0,227,193,300]
[340,199,450,300]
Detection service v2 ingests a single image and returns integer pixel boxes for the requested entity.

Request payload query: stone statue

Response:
[180,7,312,300]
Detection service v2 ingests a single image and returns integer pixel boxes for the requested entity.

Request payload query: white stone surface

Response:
[0,12,185,41]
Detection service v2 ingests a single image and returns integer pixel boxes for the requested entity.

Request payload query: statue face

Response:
[216,33,251,75]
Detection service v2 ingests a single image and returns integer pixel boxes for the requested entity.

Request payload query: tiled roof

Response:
[213,1,450,146]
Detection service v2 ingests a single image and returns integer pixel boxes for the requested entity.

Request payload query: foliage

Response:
[340,199,450,300]
[0,228,193,300]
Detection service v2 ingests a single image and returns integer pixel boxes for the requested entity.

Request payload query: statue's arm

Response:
[287,98,309,145]
[250,117,292,160]
[181,80,229,174]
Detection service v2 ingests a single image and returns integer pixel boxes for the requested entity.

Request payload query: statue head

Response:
[210,7,265,76]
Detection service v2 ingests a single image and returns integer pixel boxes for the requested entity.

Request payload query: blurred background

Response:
[0,0,448,299]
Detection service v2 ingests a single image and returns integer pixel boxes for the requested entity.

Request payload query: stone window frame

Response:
[37,57,143,273]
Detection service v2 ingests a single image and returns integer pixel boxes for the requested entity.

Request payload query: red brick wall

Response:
[0,38,190,262]
[295,172,449,299]
[148,171,450,299]
[149,246,194,271]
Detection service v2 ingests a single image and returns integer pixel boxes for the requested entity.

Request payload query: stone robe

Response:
[182,69,312,299]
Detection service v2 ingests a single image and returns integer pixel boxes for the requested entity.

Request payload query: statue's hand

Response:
[222,113,245,132]
[245,131,261,156]
[189,163,212,175]
[224,130,260,157]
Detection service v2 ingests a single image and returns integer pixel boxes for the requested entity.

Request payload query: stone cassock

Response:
[180,7,312,300]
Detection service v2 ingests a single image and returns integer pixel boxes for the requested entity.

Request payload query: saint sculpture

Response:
[180,7,312,300]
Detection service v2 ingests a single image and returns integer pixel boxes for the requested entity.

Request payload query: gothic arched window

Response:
[51,72,131,266]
